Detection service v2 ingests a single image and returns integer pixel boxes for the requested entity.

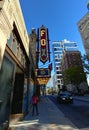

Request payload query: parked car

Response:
[57,91,73,103]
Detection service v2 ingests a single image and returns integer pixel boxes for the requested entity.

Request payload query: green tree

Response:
[63,66,86,85]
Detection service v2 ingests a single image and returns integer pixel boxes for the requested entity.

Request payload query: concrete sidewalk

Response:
[10,96,79,130]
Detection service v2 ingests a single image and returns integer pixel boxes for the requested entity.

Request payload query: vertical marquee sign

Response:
[39,25,48,63]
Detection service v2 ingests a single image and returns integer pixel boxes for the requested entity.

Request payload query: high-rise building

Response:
[61,51,82,71]
[61,50,88,93]
[78,1,89,59]
[52,39,77,90]
[61,50,86,84]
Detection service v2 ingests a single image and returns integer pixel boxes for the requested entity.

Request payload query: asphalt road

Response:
[48,95,89,130]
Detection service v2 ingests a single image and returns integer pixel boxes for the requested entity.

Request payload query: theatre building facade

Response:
[0,0,30,129]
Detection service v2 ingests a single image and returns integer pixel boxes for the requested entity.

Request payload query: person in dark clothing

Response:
[32,93,39,116]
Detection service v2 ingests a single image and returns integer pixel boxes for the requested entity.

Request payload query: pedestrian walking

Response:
[32,93,39,116]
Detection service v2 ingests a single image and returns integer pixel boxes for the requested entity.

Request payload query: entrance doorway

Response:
[11,73,24,114]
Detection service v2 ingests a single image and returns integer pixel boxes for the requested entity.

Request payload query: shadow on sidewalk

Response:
[10,96,78,130]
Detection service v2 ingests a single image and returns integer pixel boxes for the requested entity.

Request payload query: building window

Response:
[7,29,26,67]
[7,33,13,48]
[21,51,25,66]
[57,76,60,79]
[58,85,60,88]
[56,67,59,70]
[11,36,17,55]
[18,46,21,61]
[57,80,60,83]
[56,71,60,74]
[16,44,20,58]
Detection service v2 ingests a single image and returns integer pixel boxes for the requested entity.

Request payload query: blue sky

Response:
[20,0,88,76]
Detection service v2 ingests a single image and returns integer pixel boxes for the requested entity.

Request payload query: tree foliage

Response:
[63,66,86,85]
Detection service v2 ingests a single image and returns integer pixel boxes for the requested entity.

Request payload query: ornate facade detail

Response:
[1,0,29,55]
[0,0,29,68]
